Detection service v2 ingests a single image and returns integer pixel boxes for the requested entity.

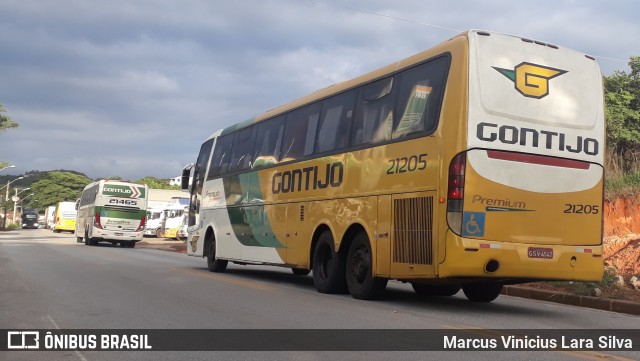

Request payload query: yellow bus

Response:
[181,30,605,302]
[52,201,77,233]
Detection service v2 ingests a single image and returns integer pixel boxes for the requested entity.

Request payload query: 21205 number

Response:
[564,204,599,214]
[387,154,428,175]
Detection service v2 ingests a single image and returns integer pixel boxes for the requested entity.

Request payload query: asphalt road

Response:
[1,229,638,361]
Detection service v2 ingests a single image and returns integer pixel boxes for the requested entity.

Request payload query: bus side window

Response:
[252,116,285,169]
[228,126,256,172]
[393,56,449,139]
[351,77,394,146]
[207,134,234,179]
[316,91,356,153]
[280,104,320,162]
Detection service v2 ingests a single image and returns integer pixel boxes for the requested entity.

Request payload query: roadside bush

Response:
[5,223,20,230]
[547,267,621,297]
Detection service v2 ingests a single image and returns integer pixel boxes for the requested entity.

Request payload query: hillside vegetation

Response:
[604,57,640,199]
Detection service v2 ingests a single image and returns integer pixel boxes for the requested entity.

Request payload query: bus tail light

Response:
[135,215,146,232]
[447,153,466,234]
[94,212,103,229]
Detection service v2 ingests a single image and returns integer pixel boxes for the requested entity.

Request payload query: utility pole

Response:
[1,176,24,229]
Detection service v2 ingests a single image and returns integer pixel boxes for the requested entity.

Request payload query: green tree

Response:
[135,176,179,190]
[0,102,18,131]
[1,102,19,169]
[604,56,640,174]
[27,171,93,210]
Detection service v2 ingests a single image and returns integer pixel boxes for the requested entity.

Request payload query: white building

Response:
[148,189,189,209]
[169,176,192,187]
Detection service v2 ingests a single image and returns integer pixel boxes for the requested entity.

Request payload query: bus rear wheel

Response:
[155,228,163,238]
[312,231,347,294]
[76,236,83,243]
[462,282,503,302]
[206,238,227,273]
[345,232,387,300]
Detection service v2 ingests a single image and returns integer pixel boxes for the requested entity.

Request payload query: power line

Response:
[308,0,461,33]
[340,6,462,33]
[591,55,628,63]
[310,1,630,65]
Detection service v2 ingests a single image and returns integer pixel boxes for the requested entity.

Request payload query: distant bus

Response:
[21,209,39,229]
[181,30,605,302]
[53,201,77,233]
[75,180,149,248]
[160,204,187,239]
[44,205,56,229]
[144,207,165,238]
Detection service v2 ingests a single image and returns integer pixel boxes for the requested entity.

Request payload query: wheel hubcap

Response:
[350,246,369,284]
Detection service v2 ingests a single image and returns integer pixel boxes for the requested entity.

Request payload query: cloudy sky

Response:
[1,0,638,180]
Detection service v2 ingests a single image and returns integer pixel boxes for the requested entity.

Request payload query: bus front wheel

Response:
[312,231,347,294]
[462,282,503,302]
[206,238,227,273]
[345,232,387,300]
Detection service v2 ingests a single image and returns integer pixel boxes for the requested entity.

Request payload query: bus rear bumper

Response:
[438,232,604,282]
[92,229,143,242]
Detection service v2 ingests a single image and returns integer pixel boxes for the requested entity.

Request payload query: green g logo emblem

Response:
[493,62,567,99]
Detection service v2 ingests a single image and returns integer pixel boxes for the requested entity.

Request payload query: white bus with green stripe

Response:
[75,180,149,248]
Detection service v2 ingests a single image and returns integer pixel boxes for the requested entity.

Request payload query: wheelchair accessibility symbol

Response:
[462,212,485,237]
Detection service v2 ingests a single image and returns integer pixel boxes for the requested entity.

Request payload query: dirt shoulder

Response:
[137,238,187,254]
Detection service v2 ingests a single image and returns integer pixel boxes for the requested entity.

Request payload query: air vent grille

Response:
[393,196,433,265]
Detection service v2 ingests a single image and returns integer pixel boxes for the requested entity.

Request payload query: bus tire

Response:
[128,242,136,248]
[292,268,310,276]
[76,236,83,243]
[345,232,387,300]
[206,238,227,273]
[411,283,460,297]
[312,231,347,294]
[462,282,503,302]
[155,228,163,238]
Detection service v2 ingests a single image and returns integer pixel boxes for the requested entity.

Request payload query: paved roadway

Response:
[1,229,638,361]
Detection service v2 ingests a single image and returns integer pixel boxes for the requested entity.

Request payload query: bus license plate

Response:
[115,232,123,236]
[528,247,553,259]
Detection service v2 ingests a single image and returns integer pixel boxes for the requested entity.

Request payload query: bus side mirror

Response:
[181,169,191,191]
[181,163,194,191]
